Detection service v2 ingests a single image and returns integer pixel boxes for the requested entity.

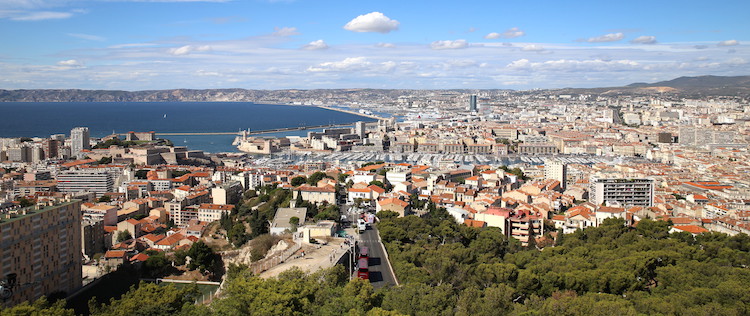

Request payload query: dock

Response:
[123,123,357,137]
[316,106,386,120]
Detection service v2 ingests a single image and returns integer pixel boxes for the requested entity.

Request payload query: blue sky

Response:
[0,0,748,90]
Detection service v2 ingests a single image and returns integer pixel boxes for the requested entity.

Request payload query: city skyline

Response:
[1,0,748,90]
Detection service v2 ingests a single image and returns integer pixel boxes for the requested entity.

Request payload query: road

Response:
[359,225,398,289]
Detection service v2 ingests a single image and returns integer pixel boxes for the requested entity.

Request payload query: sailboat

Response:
[163,114,167,119]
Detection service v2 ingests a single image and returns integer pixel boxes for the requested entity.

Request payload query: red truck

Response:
[357,257,369,280]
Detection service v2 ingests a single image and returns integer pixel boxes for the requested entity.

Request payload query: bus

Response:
[357,257,369,280]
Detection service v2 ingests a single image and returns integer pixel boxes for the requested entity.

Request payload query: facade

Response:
[211,181,243,205]
[590,178,654,207]
[469,95,478,112]
[197,204,234,223]
[82,219,105,259]
[544,161,567,190]
[517,143,559,155]
[70,127,90,157]
[57,169,115,197]
[0,199,82,307]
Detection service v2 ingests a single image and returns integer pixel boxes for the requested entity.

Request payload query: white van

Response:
[357,219,367,233]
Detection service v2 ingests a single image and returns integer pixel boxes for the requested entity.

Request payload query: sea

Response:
[0,102,377,153]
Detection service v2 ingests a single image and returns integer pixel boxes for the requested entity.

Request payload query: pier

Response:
[128,123,357,137]
[316,106,386,120]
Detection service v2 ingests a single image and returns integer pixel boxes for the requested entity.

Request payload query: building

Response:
[590,178,654,207]
[354,121,366,139]
[198,204,234,223]
[270,207,307,235]
[82,219,105,259]
[0,199,82,307]
[544,161,567,190]
[211,181,243,205]
[70,127,90,157]
[292,185,337,204]
[517,143,559,155]
[469,95,478,112]
[57,169,116,197]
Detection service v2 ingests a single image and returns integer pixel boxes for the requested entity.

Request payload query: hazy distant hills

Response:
[1,75,748,102]
[555,75,750,97]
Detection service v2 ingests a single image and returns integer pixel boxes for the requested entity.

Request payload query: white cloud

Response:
[630,36,656,44]
[718,39,739,46]
[581,32,624,43]
[430,39,468,50]
[694,45,709,49]
[376,42,395,48]
[67,33,105,41]
[521,44,545,52]
[307,57,370,72]
[272,26,299,37]
[726,57,747,65]
[6,10,73,21]
[343,12,399,33]
[302,39,328,50]
[57,59,83,67]
[507,58,640,72]
[484,32,501,39]
[168,45,211,56]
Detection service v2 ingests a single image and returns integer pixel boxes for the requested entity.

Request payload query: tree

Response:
[98,156,113,164]
[116,230,132,242]
[289,216,300,232]
[187,241,217,272]
[0,297,74,315]
[134,169,149,179]
[228,223,249,247]
[17,197,35,207]
[338,173,349,183]
[89,282,199,316]
[291,176,307,187]
[369,180,385,189]
[97,195,112,203]
[307,171,330,185]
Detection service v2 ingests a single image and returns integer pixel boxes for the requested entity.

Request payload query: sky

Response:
[0,0,748,90]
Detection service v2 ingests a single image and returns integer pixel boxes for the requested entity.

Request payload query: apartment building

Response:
[0,199,82,307]
[590,178,654,207]
[57,169,116,197]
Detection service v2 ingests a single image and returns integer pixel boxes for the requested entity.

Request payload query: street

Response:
[359,225,398,289]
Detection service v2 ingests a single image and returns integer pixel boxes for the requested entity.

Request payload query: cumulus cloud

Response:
[343,12,399,33]
[484,27,525,39]
[430,39,468,50]
[57,59,84,67]
[376,42,395,48]
[630,35,656,44]
[580,32,624,43]
[307,57,370,72]
[168,45,211,56]
[718,39,739,46]
[272,26,299,37]
[302,39,328,50]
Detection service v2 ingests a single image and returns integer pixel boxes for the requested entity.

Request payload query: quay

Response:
[126,123,358,137]
[316,106,385,120]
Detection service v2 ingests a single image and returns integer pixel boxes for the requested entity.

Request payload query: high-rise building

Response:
[544,161,567,189]
[41,139,59,159]
[354,121,366,139]
[469,95,478,112]
[70,127,90,158]
[0,199,82,306]
[590,178,654,207]
[57,169,115,197]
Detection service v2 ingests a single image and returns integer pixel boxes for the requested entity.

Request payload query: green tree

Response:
[0,297,74,315]
[97,195,112,203]
[307,171,330,185]
[291,176,307,187]
[186,241,217,272]
[289,216,300,232]
[89,282,199,316]
[116,230,132,242]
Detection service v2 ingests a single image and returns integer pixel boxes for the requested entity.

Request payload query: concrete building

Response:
[0,199,82,307]
[57,169,115,197]
[590,178,654,207]
[211,181,243,205]
[544,161,567,190]
[82,219,105,259]
[70,127,90,158]
[270,207,307,235]
[197,203,234,223]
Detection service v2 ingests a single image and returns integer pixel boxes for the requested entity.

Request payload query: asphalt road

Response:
[359,225,398,289]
